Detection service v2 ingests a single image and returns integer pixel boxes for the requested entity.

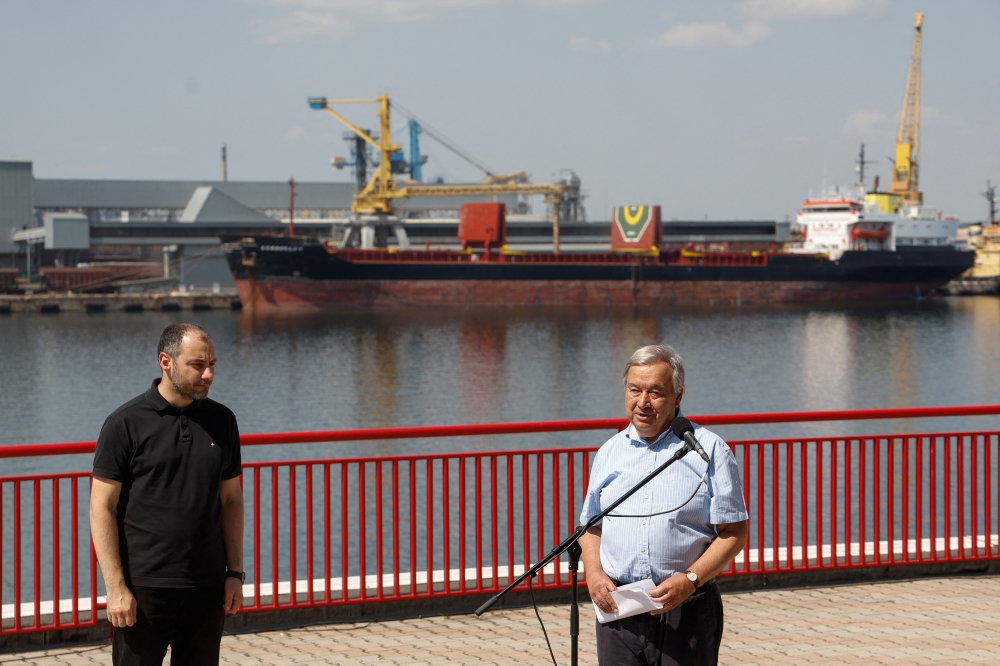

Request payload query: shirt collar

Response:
[146,378,201,413]
[626,411,683,447]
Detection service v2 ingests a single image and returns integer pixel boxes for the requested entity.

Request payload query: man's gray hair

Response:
[622,345,685,395]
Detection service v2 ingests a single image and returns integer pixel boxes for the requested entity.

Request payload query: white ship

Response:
[787,185,960,261]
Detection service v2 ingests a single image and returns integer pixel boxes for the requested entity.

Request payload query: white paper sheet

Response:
[592,578,664,624]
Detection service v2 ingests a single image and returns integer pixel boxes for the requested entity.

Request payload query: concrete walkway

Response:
[3,575,999,665]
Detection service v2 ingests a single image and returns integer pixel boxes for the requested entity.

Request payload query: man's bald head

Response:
[158,322,212,359]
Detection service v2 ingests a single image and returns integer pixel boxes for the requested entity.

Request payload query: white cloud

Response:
[634,0,885,54]
[922,105,942,123]
[841,110,888,137]
[568,36,612,53]
[254,0,595,24]
[251,10,353,44]
[739,0,887,22]
[642,21,772,49]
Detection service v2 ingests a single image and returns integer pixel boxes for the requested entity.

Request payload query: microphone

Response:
[671,416,710,463]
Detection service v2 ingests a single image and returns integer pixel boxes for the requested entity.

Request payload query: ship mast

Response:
[890,13,924,205]
[856,143,875,190]
[983,181,997,226]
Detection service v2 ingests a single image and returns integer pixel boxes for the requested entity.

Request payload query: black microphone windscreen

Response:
[671,416,694,438]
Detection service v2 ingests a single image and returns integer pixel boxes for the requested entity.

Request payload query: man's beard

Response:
[168,369,210,400]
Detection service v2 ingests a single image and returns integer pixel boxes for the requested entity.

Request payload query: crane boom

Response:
[309,94,566,251]
[890,12,923,205]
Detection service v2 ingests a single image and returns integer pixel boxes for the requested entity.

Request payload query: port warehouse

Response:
[1,161,789,290]
[2,406,1000,645]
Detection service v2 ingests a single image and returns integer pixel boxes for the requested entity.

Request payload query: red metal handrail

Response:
[3,405,999,459]
[4,408,1000,637]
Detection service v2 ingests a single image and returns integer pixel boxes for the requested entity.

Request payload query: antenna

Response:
[982,180,997,226]
[855,143,876,189]
[221,143,228,182]
[288,177,297,237]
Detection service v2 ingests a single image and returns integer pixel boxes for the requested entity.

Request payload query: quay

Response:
[4,575,1000,665]
[0,290,242,314]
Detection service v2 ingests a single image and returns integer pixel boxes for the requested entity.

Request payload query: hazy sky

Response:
[2,0,997,221]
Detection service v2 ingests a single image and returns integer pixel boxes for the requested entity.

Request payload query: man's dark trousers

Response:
[596,582,723,666]
[112,585,225,666]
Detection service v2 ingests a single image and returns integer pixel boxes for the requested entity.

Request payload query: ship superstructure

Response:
[787,184,960,261]
[787,194,894,260]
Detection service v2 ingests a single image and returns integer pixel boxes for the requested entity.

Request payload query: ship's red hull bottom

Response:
[234,278,941,309]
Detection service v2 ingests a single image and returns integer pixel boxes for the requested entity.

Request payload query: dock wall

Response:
[0,291,242,314]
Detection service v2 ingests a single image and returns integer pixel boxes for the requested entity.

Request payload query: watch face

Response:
[686,572,698,584]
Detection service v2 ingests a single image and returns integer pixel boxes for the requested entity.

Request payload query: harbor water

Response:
[3,298,1000,475]
[3,298,1000,606]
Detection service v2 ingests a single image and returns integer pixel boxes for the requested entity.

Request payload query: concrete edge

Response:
[4,560,1000,651]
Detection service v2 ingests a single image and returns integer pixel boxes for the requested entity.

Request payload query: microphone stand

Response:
[475,436,699,666]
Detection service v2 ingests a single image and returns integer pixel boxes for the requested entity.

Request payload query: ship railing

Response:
[669,249,769,266]
[2,405,1000,637]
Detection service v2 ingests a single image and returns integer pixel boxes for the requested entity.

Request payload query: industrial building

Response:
[0,161,524,288]
[1,161,787,291]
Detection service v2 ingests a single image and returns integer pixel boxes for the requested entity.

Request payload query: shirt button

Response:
[640,547,646,553]
[642,521,647,525]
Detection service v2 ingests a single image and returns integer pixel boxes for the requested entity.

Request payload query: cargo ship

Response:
[225,44,974,311]
[222,198,974,309]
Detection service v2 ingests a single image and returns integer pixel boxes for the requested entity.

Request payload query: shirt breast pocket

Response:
[673,478,712,525]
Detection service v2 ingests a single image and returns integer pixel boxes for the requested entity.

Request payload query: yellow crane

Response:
[890,12,923,205]
[308,95,567,252]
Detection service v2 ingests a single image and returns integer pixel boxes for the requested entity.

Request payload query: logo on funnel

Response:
[614,206,651,241]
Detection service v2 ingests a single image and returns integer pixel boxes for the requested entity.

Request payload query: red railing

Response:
[4,405,997,458]
[2,406,999,636]
[0,473,98,635]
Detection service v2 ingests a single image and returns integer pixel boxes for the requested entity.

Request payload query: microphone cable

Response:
[605,454,711,519]
[526,427,714,664]
[527,574,559,666]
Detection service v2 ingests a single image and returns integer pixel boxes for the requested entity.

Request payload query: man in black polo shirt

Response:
[90,322,244,666]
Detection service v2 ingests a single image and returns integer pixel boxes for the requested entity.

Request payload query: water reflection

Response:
[458,318,507,424]
[800,312,853,409]
[2,299,1000,475]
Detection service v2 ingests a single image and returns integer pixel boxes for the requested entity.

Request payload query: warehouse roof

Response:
[32,179,517,212]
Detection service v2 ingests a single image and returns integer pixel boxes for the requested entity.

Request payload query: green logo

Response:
[614,206,651,241]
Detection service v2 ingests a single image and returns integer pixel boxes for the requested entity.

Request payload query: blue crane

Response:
[331,119,426,184]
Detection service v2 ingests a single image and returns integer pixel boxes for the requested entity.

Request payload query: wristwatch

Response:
[684,570,699,589]
[226,570,246,584]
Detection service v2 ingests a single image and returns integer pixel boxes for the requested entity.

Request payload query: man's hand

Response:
[223,577,244,614]
[220,477,244,615]
[586,569,619,614]
[580,526,618,613]
[648,573,696,615]
[106,584,137,627]
[91,477,137,628]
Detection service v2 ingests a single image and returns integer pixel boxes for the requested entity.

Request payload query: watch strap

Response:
[226,570,246,584]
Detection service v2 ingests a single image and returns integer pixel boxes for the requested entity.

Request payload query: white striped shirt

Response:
[579,419,748,585]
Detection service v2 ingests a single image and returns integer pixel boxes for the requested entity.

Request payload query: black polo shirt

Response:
[93,379,242,588]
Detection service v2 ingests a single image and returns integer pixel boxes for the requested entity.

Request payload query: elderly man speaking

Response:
[580,345,749,666]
